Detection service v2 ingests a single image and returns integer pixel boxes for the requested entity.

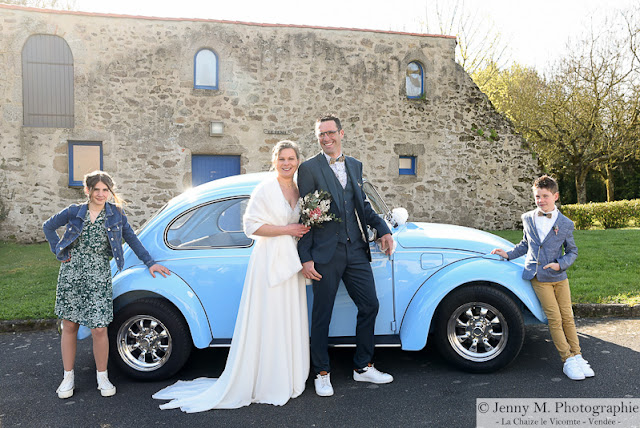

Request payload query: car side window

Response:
[166,198,252,249]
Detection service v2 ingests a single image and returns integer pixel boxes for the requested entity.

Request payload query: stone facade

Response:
[0,5,537,243]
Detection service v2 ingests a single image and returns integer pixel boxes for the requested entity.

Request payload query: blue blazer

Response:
[297,153,391,265]
[43,202,156,272]
[506,209,578,282]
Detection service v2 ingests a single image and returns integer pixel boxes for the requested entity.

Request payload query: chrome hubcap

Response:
[117,315,172,372]
[446,302,508,362]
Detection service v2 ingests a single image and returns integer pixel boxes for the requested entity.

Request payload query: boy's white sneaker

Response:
[56,370,74,399]
[563,356,585,381]
[574,355,595,377]
[97,370,116,397]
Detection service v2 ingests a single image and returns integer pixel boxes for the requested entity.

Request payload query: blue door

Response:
[192,155,241,186]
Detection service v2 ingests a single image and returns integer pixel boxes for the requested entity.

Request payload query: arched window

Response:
[406,61,424,99]
[22,34,74,127]
[194,49,218,90]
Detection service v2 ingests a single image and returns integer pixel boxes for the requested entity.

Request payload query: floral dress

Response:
[55,209,113,329]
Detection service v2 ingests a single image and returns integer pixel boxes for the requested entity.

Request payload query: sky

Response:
[65,0,638,73]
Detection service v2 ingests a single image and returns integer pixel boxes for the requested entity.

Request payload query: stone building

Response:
[0,5,537,243]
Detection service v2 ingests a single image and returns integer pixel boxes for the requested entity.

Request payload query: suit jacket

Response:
[297,153,391,265]
[506,209,578,282]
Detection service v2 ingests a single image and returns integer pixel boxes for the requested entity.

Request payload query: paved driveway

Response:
[1,319,639,427]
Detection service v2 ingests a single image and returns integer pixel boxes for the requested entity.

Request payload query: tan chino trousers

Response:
[530,277,581,362]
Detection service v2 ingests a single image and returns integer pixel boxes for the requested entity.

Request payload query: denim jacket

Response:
[43,202,155,272]
[506,210,578,282]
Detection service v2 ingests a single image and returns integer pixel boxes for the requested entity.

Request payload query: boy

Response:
[491,175,595,380]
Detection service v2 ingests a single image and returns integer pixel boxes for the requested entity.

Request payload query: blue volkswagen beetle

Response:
[105,172,546,380]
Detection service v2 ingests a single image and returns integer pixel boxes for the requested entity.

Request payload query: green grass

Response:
[0,241,59,320]
[491,229,640,305]
[1,230,639,320]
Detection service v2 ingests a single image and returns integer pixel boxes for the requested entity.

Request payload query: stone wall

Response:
[0,5,538,242]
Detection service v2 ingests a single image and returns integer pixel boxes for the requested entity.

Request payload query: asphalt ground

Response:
[1,318,639,428]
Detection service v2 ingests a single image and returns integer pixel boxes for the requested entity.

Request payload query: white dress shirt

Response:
[324,152,347,188]
[535,207,558,241]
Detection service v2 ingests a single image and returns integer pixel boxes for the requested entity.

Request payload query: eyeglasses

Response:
[317,130,339,139]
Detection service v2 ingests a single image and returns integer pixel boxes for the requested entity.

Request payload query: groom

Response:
[297,114,395,397]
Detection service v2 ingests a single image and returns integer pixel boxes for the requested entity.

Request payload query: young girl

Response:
[43,171,170,399]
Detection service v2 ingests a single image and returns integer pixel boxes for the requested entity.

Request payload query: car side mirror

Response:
[390,208,408,227]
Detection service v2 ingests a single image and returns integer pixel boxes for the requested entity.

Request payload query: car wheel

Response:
[109,298,192,381]
[434,285,524,373]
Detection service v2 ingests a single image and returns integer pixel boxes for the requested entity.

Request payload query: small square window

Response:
[68,141,103,186]
[399,156,416,175]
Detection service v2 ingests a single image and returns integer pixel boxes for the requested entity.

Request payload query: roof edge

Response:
[0,4,456,40]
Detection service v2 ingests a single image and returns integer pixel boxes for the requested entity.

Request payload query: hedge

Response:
[561,199,640,229]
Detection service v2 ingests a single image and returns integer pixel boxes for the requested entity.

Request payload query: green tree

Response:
[475,18,639,203]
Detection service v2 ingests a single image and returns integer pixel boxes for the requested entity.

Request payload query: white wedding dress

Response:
[153,175,309,412]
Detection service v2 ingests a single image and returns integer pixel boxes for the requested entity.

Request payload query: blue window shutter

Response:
[192,155,241,186]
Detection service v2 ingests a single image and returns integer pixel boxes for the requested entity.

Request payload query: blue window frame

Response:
[399,156,416,175]
[406,61,424,99]
[194,49,218,90]
[68,141,103,186]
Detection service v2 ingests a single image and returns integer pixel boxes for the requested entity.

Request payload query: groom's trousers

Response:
[310,240,379,374]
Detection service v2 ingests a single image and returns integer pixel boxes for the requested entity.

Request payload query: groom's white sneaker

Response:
[353,364,394,384]
[314,372,334,397]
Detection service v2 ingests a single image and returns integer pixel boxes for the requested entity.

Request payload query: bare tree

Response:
[417,0,510,82]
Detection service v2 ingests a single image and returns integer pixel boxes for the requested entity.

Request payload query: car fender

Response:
[399,256,546,351]
[111,265,213,348]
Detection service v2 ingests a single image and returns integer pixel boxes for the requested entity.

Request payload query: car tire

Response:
[433,285,525,373]
[108,298,192,381]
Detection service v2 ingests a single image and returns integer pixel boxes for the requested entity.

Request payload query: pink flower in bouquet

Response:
[310,207,322,221]
[299,190,341,227]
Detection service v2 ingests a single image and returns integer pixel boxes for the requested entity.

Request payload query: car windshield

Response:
[362,181,390,216]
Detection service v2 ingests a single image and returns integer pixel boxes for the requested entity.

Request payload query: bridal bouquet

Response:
[299,190,340,227]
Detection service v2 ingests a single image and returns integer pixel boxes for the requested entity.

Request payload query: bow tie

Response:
[329,154,345,165]
[537,211,552,219]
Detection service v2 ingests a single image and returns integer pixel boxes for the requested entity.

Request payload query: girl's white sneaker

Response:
[56,370,74,399]
[97,370,116,397]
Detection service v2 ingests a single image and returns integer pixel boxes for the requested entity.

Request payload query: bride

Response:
[153,141,311,412]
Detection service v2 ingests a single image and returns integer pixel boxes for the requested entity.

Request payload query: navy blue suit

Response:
[297,153,391,373]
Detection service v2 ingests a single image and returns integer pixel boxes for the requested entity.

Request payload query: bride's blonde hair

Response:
[270,140,303,170]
